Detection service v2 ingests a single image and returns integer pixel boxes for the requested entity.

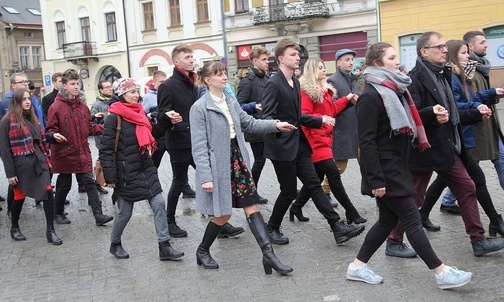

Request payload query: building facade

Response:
[223,0,378,84]
[0,1,44,99]
[123,0,227,92]
[379,0,504,86]
[39,0,128,103]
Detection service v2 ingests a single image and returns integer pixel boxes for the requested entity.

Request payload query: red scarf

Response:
[109,102,157,156]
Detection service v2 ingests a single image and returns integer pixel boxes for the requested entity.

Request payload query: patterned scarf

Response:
[363,66,430,150]
[8,114,51,167]
[109,102,157,156]
[469,52,491,77]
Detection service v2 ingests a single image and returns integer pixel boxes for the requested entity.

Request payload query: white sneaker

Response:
[436,266,473,289]
[346,263,383,284]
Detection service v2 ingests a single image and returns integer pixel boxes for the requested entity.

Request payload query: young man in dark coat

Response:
[41,72,62,125]
[46,69,113,226]
[387,31,504,257]
[261,37,364,246]
[157,44,243,238]
[236,46,270,204]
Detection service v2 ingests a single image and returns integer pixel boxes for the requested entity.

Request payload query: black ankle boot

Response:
[332,220,365,244]
[10,226,26,241]
[489,214,504,238]
[217,222,245,238]
[110,242,129,259]
[289,204,309,222]
[95,213,113,226]
[46,226,62,245]
[159,240,184,261]
[196,221,223,269]
[420,208,441,232]
[346,207,367,224]
[248,212,293,275]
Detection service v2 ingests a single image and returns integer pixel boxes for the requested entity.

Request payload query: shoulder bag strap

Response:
[113,115,121,160]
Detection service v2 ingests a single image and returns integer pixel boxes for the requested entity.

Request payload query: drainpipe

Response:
[375,0,381,42]
[8,23,17,72]
[121,0,131,77]
[220,0,227,58]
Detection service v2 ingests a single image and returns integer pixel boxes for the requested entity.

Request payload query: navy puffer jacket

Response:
[99,113,162,202]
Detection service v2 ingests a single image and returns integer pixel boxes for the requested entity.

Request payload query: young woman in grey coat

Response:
[190,61,296,275]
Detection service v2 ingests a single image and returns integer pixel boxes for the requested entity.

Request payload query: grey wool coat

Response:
[190,90,278,217]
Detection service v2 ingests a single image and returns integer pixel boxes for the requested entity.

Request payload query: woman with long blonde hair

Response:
[289,58,367,225]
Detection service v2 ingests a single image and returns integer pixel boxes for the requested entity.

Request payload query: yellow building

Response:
[379,0,504,86]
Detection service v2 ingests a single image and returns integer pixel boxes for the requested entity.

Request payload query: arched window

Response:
[99,65,122,83]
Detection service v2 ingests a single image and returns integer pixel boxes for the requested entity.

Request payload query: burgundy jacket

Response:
[46,92,103,174]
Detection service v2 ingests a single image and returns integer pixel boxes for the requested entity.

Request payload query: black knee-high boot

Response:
[10,198,26,241]
[43,190,62,245]
[196,220,223,269]
[248,212,293,275]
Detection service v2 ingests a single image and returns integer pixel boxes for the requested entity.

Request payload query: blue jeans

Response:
[491,136,504,190]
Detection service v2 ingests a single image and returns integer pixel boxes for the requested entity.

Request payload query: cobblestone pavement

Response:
[1,112,504,301]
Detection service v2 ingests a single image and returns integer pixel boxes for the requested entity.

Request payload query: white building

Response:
[123,0,226,90]
[39,0,128,103]
[223,0,378,80]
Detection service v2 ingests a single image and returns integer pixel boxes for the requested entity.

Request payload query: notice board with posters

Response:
[484,25,504,69]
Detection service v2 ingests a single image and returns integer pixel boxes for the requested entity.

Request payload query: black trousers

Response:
[250,141,266,187]
[55,172,102,215]
[166,148,195,224]
[269,143,341,228]
[357,195,442,269]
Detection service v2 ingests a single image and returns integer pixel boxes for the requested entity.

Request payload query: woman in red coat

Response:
[289,58,366,224]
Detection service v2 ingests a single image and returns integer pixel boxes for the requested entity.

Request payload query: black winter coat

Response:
[356,84,417,198]
[407,60,482,172]
[157,68,198,150]
[99,113,162,202]
[237,67,269,142]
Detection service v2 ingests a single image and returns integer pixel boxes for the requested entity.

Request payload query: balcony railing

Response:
[62,41,99,63]
[254,1,330,25]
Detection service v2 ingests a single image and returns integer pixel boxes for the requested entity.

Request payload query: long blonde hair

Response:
[300,58,336,96]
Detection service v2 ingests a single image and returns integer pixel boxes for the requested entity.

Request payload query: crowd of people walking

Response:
[1,29,504,290]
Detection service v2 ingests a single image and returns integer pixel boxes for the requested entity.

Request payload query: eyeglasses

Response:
[14,80,29,84]
[424,44,447,51]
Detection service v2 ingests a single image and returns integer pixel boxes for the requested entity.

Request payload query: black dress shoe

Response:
[422,218,441,232]
[168,223,188,237]
[267,225,289,245]
[110,242,129,259]
[440,204,461,215]
[217,223,245,238]
[55,214,71,224]
[10,227,26,241]
[95,214,113,226]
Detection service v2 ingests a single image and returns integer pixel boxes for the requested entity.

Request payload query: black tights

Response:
[11,190,55,230]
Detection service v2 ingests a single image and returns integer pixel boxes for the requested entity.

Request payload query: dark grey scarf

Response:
[417,57,461,154]
[469,52,491,77]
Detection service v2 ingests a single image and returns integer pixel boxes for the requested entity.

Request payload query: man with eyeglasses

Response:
[90,81,114,195]
[386,31,504,257]
[0,72,45,209]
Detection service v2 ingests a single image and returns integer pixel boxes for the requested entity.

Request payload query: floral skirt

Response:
[230,139,259,208]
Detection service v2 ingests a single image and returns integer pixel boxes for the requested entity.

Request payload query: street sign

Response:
[45,74,51,87]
